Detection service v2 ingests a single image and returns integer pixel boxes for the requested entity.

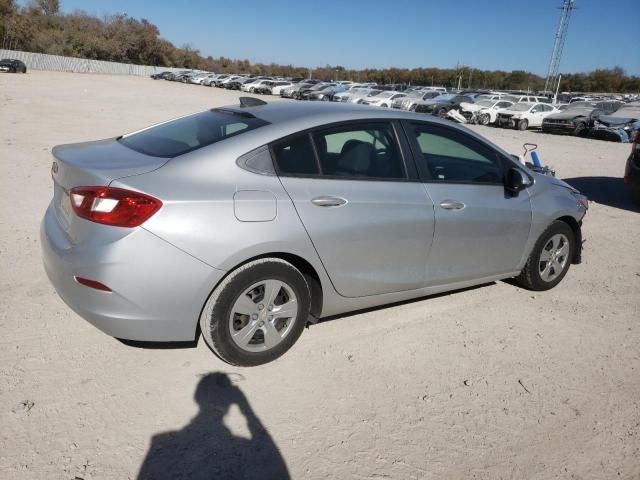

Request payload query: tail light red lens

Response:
[69,186,162,227]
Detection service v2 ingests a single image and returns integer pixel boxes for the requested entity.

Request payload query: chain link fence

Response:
[0,49,188,76]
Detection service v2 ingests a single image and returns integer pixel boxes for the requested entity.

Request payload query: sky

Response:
[57,0,640,75]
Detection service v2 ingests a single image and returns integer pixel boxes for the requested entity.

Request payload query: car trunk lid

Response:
[50,138,168,234]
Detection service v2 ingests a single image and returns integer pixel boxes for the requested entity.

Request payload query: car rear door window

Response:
[272,133,319,176]
[119,109,269,158]
[312,123,405,179]
[408,123,503,184]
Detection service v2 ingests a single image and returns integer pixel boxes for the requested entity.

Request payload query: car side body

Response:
[41,101,587,365]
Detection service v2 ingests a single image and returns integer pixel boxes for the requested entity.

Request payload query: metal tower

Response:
[544,0,576,93]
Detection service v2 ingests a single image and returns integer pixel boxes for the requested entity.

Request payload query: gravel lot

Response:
[1,71,639,480]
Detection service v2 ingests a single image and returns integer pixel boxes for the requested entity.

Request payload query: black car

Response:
[542,101,623,136]
[414,94,474,117]
[150,71,172,80]
[0,58,27,73]
[624,132,640,203]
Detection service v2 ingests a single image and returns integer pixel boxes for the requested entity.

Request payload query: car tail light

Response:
[69,186,162,227]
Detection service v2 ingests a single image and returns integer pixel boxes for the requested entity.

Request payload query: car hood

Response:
[596,113,640,126]
[546,108,595,120]
[460,102,486,112]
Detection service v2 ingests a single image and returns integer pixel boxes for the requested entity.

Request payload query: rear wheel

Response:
[436,108,448,118]
[517,118,529,130]
[515,221,575,291]
[200,258,311,366]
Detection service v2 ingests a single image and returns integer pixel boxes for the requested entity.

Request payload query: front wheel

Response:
[517,118,529,130]
[573,121,587,136]
[200,258,311,366]
[478,112,490,125]
[436,108,448,118]
[515,221,575,291]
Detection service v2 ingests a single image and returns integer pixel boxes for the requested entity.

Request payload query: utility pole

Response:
[544,0,576,93]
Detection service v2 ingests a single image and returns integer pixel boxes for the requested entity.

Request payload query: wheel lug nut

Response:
[258,321,264,327]
[258,304,264,310]
[252,314,258,320]
[268,315,273,321]
[268,305,273,311]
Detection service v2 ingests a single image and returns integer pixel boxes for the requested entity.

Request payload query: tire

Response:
[381,103,389,108]
[478,113,490,125]
[515,220,575,291]
[199,258,311,366]
[322,95,330,101]
[436,108,448,118]
[573,121,586,136]
[249,87,255,93]
[517,118,529,130]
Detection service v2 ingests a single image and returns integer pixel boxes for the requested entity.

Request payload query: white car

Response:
[240,79,272,93]
[392,90,442,110]
[270,81,294,95]
[505,95,552,104]
[360,91,407,108]
[460,99,514,125]
[496,102,559,130]
[348,88,383,103]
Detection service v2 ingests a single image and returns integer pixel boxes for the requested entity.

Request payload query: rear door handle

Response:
[311,196,347,207]
[439,199,466,210]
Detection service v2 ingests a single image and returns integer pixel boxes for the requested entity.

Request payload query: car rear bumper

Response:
[40,202,225,342]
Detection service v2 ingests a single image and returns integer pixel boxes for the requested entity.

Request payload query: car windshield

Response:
[374,92,395,98]
[510,103,533,111]
[119,110,270,158]
[566,101,594,109]
[434,94,456,102]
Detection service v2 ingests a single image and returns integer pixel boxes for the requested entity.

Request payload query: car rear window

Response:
[119,110,269,158]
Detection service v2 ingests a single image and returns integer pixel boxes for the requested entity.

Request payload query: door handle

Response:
[439,199,465,210]
[311,196,347,207]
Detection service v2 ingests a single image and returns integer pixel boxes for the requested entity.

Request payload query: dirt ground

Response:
[1,70,639,480]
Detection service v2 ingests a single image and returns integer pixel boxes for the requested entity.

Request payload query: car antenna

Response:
[239,97,267,108]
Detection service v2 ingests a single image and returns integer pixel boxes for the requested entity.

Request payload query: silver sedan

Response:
[41,99,588,366]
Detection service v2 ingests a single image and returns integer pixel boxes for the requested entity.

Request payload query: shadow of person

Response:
[564,176,640,213]
[137,372,290,480]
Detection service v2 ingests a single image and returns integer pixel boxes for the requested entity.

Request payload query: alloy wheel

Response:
[538,233,570,282]
[228,279,298,352]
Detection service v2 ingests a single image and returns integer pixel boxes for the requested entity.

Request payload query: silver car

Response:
[41,99,588,366]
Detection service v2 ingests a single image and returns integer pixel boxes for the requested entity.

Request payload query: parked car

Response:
[224,77,254,90]
[589,103,640,142]
[347,88,383,104]
[303,85,345,101]
[460,99,514,125]
[393,90,443,110]
[295,83,332,100]
[270,81,294,96]
[188,73,213,85]
[624,131,640,203]
[542,101,623,136]
[42,100,587,366]
[505,95,551,104]
[202,74,221,87]
[413,94,475,117]
[0,58,27,73]
[253,81,276,94]
[241,78,272,93]
[360,91,407,108]
[150,71,172,80]
[497,102,558,130]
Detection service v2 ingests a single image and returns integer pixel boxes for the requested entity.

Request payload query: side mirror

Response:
[506,168,528,195]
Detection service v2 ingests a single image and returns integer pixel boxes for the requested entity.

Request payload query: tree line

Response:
[1,0,639,93]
